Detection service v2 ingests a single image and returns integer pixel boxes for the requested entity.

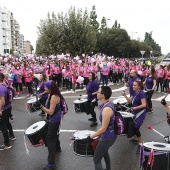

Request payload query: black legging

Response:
[146,90,154,110]
[134,127,141,138]
[156,77,163,92]
[13,82,23,93]
[85,100,97,121]
[26,82,33,94]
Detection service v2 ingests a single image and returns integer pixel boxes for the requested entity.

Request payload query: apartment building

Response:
[24,40,31,54]
[19,34,24,54]
[0,6,21,56]
[0,7,11,55]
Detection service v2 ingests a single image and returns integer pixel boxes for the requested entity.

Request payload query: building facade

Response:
[19,34,24,54]
[0,6,22,56]
[24,40,31,54]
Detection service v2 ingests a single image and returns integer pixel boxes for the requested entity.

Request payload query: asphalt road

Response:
[0,85,169,170]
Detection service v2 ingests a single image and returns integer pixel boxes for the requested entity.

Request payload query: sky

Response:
[1,0,170,55]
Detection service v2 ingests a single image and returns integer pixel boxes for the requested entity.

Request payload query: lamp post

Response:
[132,31,137,40]
[150,51,152,59]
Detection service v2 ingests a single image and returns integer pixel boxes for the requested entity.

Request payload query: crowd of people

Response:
[0,53,170,170]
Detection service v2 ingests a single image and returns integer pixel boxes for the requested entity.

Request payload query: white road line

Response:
[13,129,78,133]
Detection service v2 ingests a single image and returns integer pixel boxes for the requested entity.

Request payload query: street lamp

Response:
[132,31,137,40]
[150,51,153,59]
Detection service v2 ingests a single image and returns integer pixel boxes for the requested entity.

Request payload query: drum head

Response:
[73,130,96,139]
[27,98,37,104]
[81,95,88,99]
[113,98,127,104]
[143,142,170,151]
[25,121,46,135]
[119,111,134,118]
[74,99,88,104]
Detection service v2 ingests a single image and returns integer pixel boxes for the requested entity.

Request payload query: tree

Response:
[30,45,34,54]
[112,20,121,29]
[144,32,161,56]
[36,7,97,56]
[100,17,107,32]
[90,5,99,30]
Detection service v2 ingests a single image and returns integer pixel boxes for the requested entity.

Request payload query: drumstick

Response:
[147,125,165,137]
[163,93,168,100]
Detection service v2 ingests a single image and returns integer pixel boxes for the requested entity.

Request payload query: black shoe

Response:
[88,118,95,121]
[9,135,16,141]
[136,145,141,154]
[90,122,98,127]
[43,163,56,170]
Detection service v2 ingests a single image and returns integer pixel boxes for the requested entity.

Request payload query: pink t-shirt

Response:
[12,69,23,83]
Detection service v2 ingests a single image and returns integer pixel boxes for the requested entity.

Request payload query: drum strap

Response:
[134,109,145,120]
[146,149,154,170]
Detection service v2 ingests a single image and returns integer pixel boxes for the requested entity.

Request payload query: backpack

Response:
[60,94,68,115]
[114,111,125,135]
[101,102,125,135]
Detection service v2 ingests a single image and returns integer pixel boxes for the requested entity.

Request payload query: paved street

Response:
[0,85,170,170]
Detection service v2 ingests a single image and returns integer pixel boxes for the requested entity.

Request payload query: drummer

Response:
[122,80,147,154]
[85,72,99,127]
[39,80,62,170]
[37,74,48,116]
[84,86,117,170]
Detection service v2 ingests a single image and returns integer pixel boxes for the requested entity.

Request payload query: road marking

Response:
[13,129,78,133]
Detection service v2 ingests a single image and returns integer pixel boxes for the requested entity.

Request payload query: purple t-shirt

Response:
[99,102,116,140]
[0,84,11,111]
[132,90,146,115]
[37,82,48,98]
[45,97,61,123]
[129,76,141,96]
[146,76,155,89]
[86,80,99,101]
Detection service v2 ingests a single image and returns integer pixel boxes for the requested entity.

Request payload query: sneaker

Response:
[90,121,98,127]
[39,112,46,116]
[26,94,30,97]
[136,145,141,154]
[0,144,12,150]
[43,163,56,170]
[9,135,16,141]
[129,138,138,144]
[88,118,95,121]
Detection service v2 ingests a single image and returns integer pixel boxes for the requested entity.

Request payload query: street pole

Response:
[140,51,145,59]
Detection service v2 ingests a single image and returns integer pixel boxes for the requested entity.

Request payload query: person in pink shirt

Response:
[83,63,89,86]
[23,64,34,97]
[101,62,109,86]
[117,63,123,85]
[11,64,23,95]
[64,65,72,90]
[156,65,165,92]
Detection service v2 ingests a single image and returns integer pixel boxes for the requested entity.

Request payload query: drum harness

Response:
[140,145,170,170]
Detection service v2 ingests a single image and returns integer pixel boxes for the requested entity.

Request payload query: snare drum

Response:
[73,130,97,157]
[26,98,41,112]
[113,98,127,111]
[141,142,170,170]
[119,111,134,135]
[25,121,48,147]
[74,99,88,113]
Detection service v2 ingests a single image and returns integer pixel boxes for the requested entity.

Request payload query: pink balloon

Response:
[62,69,65,74]
[4,58,8,62]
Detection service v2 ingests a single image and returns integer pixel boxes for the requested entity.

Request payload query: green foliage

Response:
[10,49,14,55]
[90,5,99,30]
[36,5,162,58]
[144,32,161,56]
[36,7,97,56]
